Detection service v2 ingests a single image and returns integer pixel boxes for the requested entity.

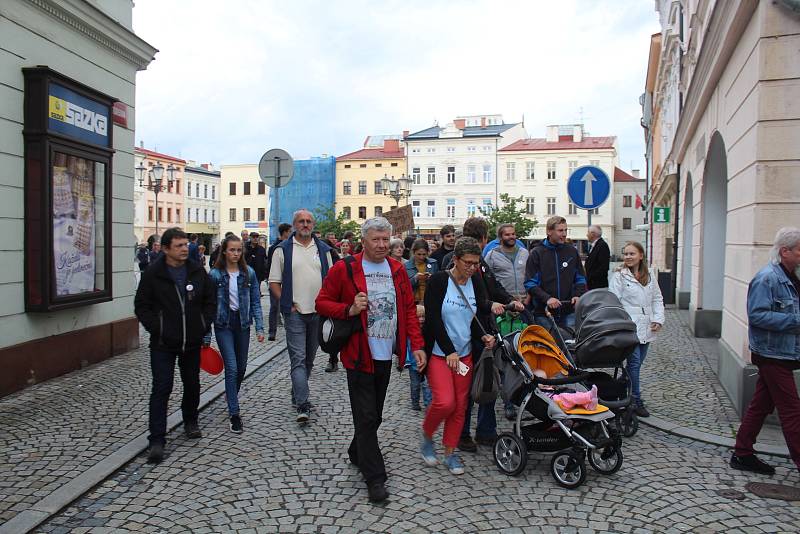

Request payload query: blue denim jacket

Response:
[404,257,439,289]
[206,266,265,338]
[747,263,800,360]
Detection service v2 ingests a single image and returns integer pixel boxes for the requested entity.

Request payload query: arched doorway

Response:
[694,132,727,337]
[679,173,693,309]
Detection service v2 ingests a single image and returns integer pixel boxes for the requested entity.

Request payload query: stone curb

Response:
[0,342,288,534]
[640,413,791,459]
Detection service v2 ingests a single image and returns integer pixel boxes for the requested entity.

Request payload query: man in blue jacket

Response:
[524,215,587,329]
[732,227,800,476]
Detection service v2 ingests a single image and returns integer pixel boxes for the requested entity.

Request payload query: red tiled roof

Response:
[499,135,616,152]
[614,167,645,182]
[337,148,405,161]
[135,147,186,164]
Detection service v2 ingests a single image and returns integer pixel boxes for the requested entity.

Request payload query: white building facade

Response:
[184,162,221,246]
[612,168,647,255]
[497,125,618,252]
[404,115,526,234]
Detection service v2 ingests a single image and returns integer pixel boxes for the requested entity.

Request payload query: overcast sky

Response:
[132,0,659,171]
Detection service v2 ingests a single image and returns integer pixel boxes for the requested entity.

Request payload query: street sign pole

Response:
[259,148,294,240]
[567,165,610,250]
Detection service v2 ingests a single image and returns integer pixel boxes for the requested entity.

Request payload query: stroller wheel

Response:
[616,410,639,438]
[493,432,528,476]
[587,443,623,475]
[550,450,586,489]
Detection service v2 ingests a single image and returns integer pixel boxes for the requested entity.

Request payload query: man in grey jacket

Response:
[484,223,529,300]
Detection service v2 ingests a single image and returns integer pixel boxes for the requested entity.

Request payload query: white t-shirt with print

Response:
[362,258,397,361]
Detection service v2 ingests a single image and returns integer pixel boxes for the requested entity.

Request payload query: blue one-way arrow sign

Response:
[567,165,610,210]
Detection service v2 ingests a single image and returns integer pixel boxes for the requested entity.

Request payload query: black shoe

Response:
[504,405,517,421]
[410,403,421,412]
[325,361,338,373]
[367,482,389,503]
[268,335,276,341]
[634,403,650,418]
[730,453,775,475]
[184,421,202,439]
[147,442,164,464]
[296,404,310,423]
[230,415,243,434]
[458,435,478,453]
[475,434,498,446]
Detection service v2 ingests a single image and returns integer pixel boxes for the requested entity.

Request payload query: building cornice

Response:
[28,0,157,70]
[668,0,758,163]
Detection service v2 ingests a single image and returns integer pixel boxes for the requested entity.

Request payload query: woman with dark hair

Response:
[206,236,265,433]
[404,238,438,304]
[609,241,664,418]
[420,237,495,475]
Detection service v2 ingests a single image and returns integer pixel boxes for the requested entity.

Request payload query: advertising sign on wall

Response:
[48,83,110,147]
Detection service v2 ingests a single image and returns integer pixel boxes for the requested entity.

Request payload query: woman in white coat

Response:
[609,241,665,417]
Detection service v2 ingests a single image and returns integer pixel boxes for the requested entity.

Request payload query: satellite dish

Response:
[258,148,294,188]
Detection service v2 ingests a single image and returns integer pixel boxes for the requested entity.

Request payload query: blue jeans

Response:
[409,369,432,407]
[627,343,650,403]
[268,287,279,337]
[283,311,319,407]
[215,311,250,416]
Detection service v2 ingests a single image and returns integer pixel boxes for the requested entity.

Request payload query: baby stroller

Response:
[548,290,642,437]
[492,324,623,489]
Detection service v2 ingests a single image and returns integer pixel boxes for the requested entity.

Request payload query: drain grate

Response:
[716,489,746,500]
[746,482,800,501]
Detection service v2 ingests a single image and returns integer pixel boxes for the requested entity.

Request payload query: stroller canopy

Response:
[572,289,639,366]
[516,325,572,378]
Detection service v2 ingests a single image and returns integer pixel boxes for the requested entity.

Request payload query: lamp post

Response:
[137,160,176,239]
[380,173,411,208]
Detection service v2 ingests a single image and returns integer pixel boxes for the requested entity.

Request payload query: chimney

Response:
[201,163,209,170]
[480,116,486,128]
[453,118,466,130]
[572,124,583,142]
[402,130,409,138]
[139,140,144,148]
[384,139,400,153]
[632,169,640,179]
[546,125,559,143]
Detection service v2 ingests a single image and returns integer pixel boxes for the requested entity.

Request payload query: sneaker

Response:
[730,453,775,475]
[504,405,517,421]
[458,435,478,453]
[184,421,202,439]
[367,481,389,503]
[325,361,338,373]
[475,434,498,446]
[147,442,164,464]
[268,335,276,341]
[445,453,465,475]
[410,403,421,412]
[230,415,243,434]
[420,432,438,466]
[635,403,650,418]
[296,404,310,423]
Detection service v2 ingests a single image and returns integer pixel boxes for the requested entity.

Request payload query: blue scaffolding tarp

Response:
[269,156,335,239]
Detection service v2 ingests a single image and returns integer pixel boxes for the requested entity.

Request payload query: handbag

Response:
[446,271,501,404]
[318,256,363,355]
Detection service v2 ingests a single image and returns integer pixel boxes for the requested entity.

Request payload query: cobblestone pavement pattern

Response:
[0,296,284,524]
[39,342,800,533]
[641,308,787,448]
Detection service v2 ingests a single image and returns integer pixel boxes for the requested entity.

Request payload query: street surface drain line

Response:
[0,343,288,534]
[745,482,800,501]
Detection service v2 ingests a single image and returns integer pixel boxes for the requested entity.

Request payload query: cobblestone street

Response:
[35,335,800,533]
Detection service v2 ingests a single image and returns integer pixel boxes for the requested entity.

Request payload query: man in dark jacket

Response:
[584,225,610,289]
[430,224,455,266]
[136,243,151,272]
[525,215,587,329]
[134,227,216,464]
[246,232,268,292]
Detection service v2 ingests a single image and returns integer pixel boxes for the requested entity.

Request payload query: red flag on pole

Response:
[635,193,643,210]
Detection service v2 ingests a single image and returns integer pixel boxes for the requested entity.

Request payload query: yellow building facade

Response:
[336,139,406,223]
[219,164,270,239]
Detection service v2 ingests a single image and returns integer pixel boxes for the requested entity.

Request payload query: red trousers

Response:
[735,354,800,471]
[422,354,473,449]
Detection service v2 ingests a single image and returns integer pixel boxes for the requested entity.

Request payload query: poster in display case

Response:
[23,67,114,311]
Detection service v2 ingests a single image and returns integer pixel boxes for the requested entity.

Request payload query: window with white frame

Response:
[374,206,383,216]
[427,166,436,184]
[547,197,556,215]
[342,206,351,219]
[481,198,493,214]
[468,146,476,152]
[211,185,215,199]
[187,182,192,197]
[411,167,420,184]
[447,166,455,184]
[374,180,382,194]
[506,162,516,181]
[229,208,236,221]
[482,164,492,183]
[568,160,577,176]
[212,209,216,222]
[623,217,632,229]
[526,161,535,180]
[196,183,200,197]
[358,206,367,219]
[568,201,577,215]
[623,195,632,207]
[412,200,421,218]
[343,181,351,195]
[483,145,491,151]
[412,148,420,153]
[467,165,476,183]
[547,161,556,180]
[427,200,436,217]
[447,147,455,153]
[205,209,209,223]
[467,199,476,216]
[592,207,599,215]
[187,208,191,222]
[427,148,435,153]
[446,198,456,218]
[525,197,535,215]
[204,184,208,198]
[195,208,200,222]
[358,181,367,194]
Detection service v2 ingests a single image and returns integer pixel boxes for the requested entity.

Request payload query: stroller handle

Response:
[533,370,591,386]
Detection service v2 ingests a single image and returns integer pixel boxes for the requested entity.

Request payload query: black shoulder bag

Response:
[319,256,363,355]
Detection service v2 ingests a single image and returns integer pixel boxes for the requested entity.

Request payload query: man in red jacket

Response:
[317,217,426,503]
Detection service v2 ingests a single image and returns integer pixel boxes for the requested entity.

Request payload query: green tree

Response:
[478,193,538,239]
[312,205,361,239]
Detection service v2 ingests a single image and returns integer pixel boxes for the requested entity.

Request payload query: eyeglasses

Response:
[458,258,480,268]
